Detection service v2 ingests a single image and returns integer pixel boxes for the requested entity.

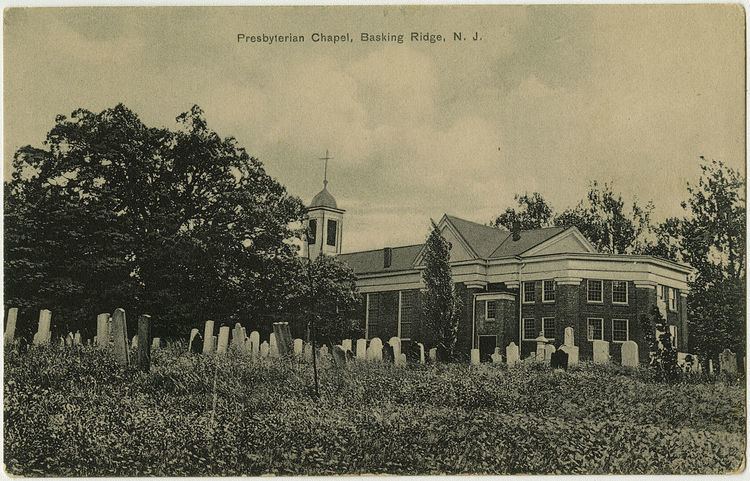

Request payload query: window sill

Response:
[587,300,604,304]
[612,302,629,306]
[542,300,555,304]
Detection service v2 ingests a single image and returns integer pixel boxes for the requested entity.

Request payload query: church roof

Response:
[338,215,576,275]
[310,186,338,209]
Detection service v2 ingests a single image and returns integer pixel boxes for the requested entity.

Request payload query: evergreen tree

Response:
[421,221,462,360]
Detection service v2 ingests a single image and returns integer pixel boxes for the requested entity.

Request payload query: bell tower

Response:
[303,150,345,258]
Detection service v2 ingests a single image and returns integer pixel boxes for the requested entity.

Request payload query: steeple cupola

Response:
[303,150,345,258]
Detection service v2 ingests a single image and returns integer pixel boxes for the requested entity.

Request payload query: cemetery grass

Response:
[4,344,745,476]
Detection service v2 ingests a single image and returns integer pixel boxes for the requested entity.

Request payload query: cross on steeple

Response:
[319,149,333,188]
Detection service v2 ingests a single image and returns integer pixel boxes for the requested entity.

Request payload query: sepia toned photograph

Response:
[2,4,746,476]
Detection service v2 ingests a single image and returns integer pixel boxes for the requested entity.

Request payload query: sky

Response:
[4,5,745,253]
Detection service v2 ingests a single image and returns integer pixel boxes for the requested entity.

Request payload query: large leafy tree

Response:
[421,221,462,360]
[554,181,657,254]
[663,158,746,361]
[5,104,305,338]
[491,192,554,230]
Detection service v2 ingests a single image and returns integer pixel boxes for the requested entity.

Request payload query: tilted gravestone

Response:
[202,320,215,354]
[592,340,610,364]
[506,342,520,367]
[332,345,347,367]
[188,328,199,351]
[272,322,293,357]
[388,337,401,361]
[416,342,426,364]
[216,326,230,354]
[559,344,579,366]
[720,349,737,375]
[621,340,639,368]
[111,308,130,366]
[550,349,569,370]
[66,332,74,347]
[190,332,203,354]
[5,308,18,347]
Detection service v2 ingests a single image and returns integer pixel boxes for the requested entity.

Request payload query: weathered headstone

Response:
[151,337,161,350]
[111,308,130,366]
[96,313,110,348]
[303,343,313,362]
[543,344,556,364]
[342,339,352,352]
[534,333,549,361]
[592,340,609,364]
[249,331,260,356]
[5,307,18,346]
[202,320,215,354]
[260,341,270,358]
[137,314,152,372]
[319,345,330,364]
[190,332,203,354]
[429,347,437,363]
[490,347,502,364]
[131,335,138,349]
[332,345,347,367]
[231,323,244,349]
[621,340,639,368]
[217,326,230,354]
[388,337,401,361]
[550,349,569,370]
[398,353,407,365]
[506,342,520,366]
[356,339,367,360]
[559,344,579,366]
[272,323,292,356]
[382,343,394,363]
[346,349,355,363]
[73,331,81,346]
[66,332,74,347]
[293,338,304,357]
[368,337,383,361]
[269,333,279,358]
[720,349,737,375]
[34,309,52,346]
[470,348,481,365]
[58,337,65,347]
[417,342,426,364]
[563,326,575,347]
[188,328,199,351]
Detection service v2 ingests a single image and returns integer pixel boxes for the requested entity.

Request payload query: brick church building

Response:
[303,180,692,362]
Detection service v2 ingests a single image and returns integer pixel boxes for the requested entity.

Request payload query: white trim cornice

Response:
[556,277,583,286]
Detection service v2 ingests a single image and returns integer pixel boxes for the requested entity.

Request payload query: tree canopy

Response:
[5,104,307,338]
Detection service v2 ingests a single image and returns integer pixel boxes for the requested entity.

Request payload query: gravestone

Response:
[272,323,293,356]
[260,341,270,358]
[34,309,52,346]
[86,339,91,347]
[137,314,152,372]
[269,333,279,358]
[368,337,383,361]
[506,342,520,367]
[592,340,609,364]
[382,343,394,363]
[188,328,199,351]
[356,339,367,360]
[111,308,130,366]
[559,344,579,366]
[202,320,215,354]
[550,349,569,370]
[66,332,74,347]
[5,307,18,346]
[534,333,549,361]
[543,344,556,364]
[249,331,260,356]
[293,338,304,357]
[96,313,110,347]
[332,345,347,367]
[417,342,426,364]
[231,323,244,349]
[190,332,203,354]
[342,339,352,352]
[388,337,401,361]
[399,353,407,365]
[719,349,737,375]
[346,349,355,362]
[151,337,161,350]
[216,326,230,354]
[621,340,639,367]
[490,347,502,364]
[470,348,480,365]
[58,337,65,347]
[563,327,575,347]
[131,335,138,349]
[73,331,82,346]
[319,345,330,364]
[303,343,313,362]
[429,347,437,363]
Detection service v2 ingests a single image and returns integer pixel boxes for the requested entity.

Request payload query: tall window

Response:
[587,318,604,341]
[669,325,678,349]
[612,281,628,304]
[326,219,338,247]
[612,319,629,342]
[542,280,555,302]
[542,317,556,340]
[367,293,379,338]
[399,290,415,339]
[307,219,317,245]
[523,281,536,303]
[587,280,603,303]
[522,318,536,340]
[486,300,497,320]
[668,288,677,311]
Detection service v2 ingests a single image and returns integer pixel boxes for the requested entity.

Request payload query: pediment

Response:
[522,228,597,256]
